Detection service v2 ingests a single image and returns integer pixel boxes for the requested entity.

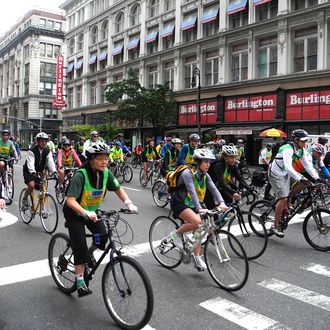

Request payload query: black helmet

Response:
[318,137,328,145]
[189,133,200,142]
[292,129,308,141]
[63,140,71,146]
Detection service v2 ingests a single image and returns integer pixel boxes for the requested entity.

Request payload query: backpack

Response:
[251,168,267,187]
[269,140,293,164]
[165,165,194,193]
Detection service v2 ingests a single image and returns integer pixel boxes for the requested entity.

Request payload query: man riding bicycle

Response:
[176,133,200,165]
[0,129,18,173]
[109,141,124,165]
[141,139,160,179]
[161,138,182,176]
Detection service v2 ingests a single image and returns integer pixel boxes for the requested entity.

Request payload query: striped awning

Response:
[145,31,158,43]
[88,55,97,64]
[127,38,140,50]
[98,52,108,61]
[75,60,83,69]
[112,44,123,56]
[227,0,248,15]
[181,16,197,30]
[66,63,74,73]
[253,0,272,6]
[201,8,219,24]
[160,25,174,38]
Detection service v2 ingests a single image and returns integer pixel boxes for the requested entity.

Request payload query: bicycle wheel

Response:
[116,165,124,184]
[204,229,249,291]
[19,188,34,224]
[132,157,138,169]
[241,167,251,182]
[123,165,133,183]
[227,211,268,260]
[48,233,77,294]
[40,193,59,234]
[152,180,169,208]
[5,172,14,204]
[102,255,154,330]
[55,180,65,204]
[249,199,275,236]
[303,208,330,251]
[149,216,182,269]
[139,168,149,188]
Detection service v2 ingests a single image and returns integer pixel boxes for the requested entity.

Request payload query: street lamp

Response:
[191,67,201,137]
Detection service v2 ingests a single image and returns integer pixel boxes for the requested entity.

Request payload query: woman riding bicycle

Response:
[169,149,227,271]
[63,141,138,297]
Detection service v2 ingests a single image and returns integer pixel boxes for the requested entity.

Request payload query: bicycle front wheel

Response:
[249,199,275,236]
[151,180,169,208]
[123,165,133,183]
[303,208,330,251]
[139,168,148,188]
[19,188,34,224]
[149,216,181,269]
[5,172,14,204]
[40,193,59,234]
[204,229,249,291]
[55,180,65,204]
[102,255,154,330]
[48,233,77,294]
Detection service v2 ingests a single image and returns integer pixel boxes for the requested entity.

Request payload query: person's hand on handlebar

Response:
[300,177,311,186]
[233,193,241,201]
[198,208,208,215]
[0,198,6,209]
[124,199,138,213]
[216,202,229,212]
[84,211,97,222]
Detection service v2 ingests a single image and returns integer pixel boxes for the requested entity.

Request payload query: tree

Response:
[68,124,95,138]
[105,68,176,137]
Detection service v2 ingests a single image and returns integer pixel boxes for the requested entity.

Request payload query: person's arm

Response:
[161,145,166,158]
[109,150,114,163]
[232,165,250,190]
[9,141,18,158]
[205,173,224,206]
[300,151,319,180]
[214,162,236,195]
[57,150,62,167]
[26,150,36,174]
[176,145,188,166]
[71,149,82,167]
[120,149,124,162]
[154,148,160,160]
[282,147,304,182]
[46,152,57,174]
[181,169,203,211]
[163,150,170,170]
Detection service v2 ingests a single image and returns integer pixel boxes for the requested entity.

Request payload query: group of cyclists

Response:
[1,126,329,297]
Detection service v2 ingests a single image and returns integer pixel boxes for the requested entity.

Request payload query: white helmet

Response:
[193,148,216,160]
[90,130,98,136]
[311,143,325,155]
[172,138,182,144]
[222,145,239,156]
[86,141,109,158]
[35,132,49,140]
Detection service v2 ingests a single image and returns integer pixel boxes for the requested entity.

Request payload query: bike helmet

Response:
[90,130,98,136]
[79,136,86,142]
[266,143,273,147]
[237,139,244,144]
[318,137,328,145]
[63,140,71,146]
[292,129,308,141]
[35,132,49,140]
[189,133,200,142]
[2,129,10,135]
[85,142,110,158]
[193,148,216,161]
[172,138,182,144]
[115,141,121,146]
[165,137,173,142]
[218,139,226,146]
[311,143,325,155]
[208,141,215,145]
[61,135,67,140]
[222,145,239,156]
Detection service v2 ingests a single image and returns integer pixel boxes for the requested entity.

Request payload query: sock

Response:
[76,273,85,289]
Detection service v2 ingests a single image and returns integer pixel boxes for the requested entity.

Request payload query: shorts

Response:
[268,170,290,199]
[170,197,196,219]
[23,168,39,186]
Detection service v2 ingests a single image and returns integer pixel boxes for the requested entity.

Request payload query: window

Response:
[90,25,98,44]
[163,34,174,49]
[258,36,277,78]
[39,43,46,57]
[77,33,84,51]
[292,0,318,11]
[294,26,317,72]
[67,88,73,109]
[54,22,61,30]
[46,44,53,58]
[202,6,219,37]
[205,51,218,86]
[184,56,197,89]
[76,86,82,107]
[231,43,248,82]
[24,63,30,78]
[149,0,159,18]
[164,61,174,90]
[114,73,123,82]
[101,20,108,40]
[46,20,54,29]
[99,48,108,69]
[115,12,124,33]
[40,102,57,119]
[89,52,97,73]
[128,36,140,60]
[257,0,278,21]
[24,82,29,95]
[148,65,158,89]
[90,82,97,105]
[54,45,60,58]
[24,44,30,59]
[39,82,56,95]
[182,15,197,43]
[230,8,248,29]
[130,4,141,27]
[69,38,75,54]
[40,62,56,77]
[101,78,107,103]
[164,0,174,11]
[39,19,46,27]
[113,42,124,65]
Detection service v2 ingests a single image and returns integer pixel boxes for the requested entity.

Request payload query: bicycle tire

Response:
[132,158,138,169]
[248,199,275,237]
[48,233,77,294]
[149,216,182,269]
[102,255,154,330]
[115,165,124,184]
[5,172,14,204]
[19,188,34,224]
[123,165,133,183]
[139,168,148,188]
[55,180,65,204]
[303,208,330,251]
[40,193,59,234]
[227,211,268,260]
[204,229,249,291]
[151,180,169,208]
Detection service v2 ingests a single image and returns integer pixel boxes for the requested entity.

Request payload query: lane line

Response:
[258,278,330,312]
[200,297,290,330]
[0,211,18,228]
[301,263,330,278]
[121,186,141,192]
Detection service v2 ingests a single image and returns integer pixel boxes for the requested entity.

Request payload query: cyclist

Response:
[57,140,82,189]
[161,138,182,176]
[47,134,56,155]
[0,129,18,174]
[141,139,160,179]
[82,131,100,157]
[156,141,165,158]
[161,137,173,158]
[22,132,57,206]
[269,129,320,237]
[75,137,86,163]
[169,149,227,271]
[176,133,200,165]
[63,141,137,297]
[109,141,124,165]
[258,143,273,170]
[236,139,246,163]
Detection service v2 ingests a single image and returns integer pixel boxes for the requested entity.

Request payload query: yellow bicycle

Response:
[19,170,58,234]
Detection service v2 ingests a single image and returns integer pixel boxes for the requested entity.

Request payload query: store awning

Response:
[166,127,214,135]
[253,0,272,6]
[66,63,74,73]
[213,126,272,135]
[88,55,97,65]
[227,0,248,15]
[112,44,123,56]
[75,60,83,69]
[201,8,219,24]
[127,38,140,50]
[181,16,197,31]
[145,31,158,43]
[98,52,108,61]
[160,25,175,38]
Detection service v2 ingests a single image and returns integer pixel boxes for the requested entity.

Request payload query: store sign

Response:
[52,54,66,110]
[216,129,252,135]
[224,94,276,122]
[286,90,330,120]
[178,101,217,125]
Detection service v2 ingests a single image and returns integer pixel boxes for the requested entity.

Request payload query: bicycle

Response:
[149,209,249,291]
[151,179,170,208]
[139,160,161,188]
[237,160,251,182]
[55,166,79,204]
[0,157,15,205]
[249,182,330,251]
[19,170,59,234]
[109,161,133,184]
[131,153,142,169]
[48,209,154,330]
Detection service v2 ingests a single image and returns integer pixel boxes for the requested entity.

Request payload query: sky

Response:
[0,0,65,36]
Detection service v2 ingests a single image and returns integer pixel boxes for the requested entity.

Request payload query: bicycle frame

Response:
[30,173,48,214]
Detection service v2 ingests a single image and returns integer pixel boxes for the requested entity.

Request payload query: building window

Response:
[163,34,174,50]
[183,26,197,43]
[115,12,124,33]
[257,0,278,21]
[130,4,141,27]
[164,0,174,11]
[39,82,55,95]
[54,22,61,30]
[90,82,97,105]
[69,38,75,54]
[148,65,158,89]
[24,82,29,95]
[184,55,197,89]
[40,62,56,78]
[39,19,46,27]
[149,0,159,18]
[54,45,60,58]
[294,26,317,72]
[46,20,54,29]
[40,102,57,119]
[101,20,108,40]
[76,86,82,107]
[258,36,277,78]
[46,44,53,58]
[77,33,84,51]
[230,8,248,29]
[231,43,248,82]
[39,43,46,57]
[101,78,107,103]
[205,51,219,86]
[90,25,98,45]
[99,48,108,69]
[67,88,73,109]
[89,52,97,73]
[24,63,30,78]
[24,44,29,59]
[129,47,139,61]
[114,73,123,82]
[203,20,219,37]
[292,0,318,11]
[164,61,174,90]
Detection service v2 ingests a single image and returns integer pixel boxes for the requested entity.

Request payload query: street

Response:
[0,153,329,330]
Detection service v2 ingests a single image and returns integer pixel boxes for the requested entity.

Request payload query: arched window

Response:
[115,12,124,33]
[68,38,75,54]
[77,33,84,51]
[90,25,98,44]
[101,20,108,40]
[130,4,141,27]
[149,0,159,18]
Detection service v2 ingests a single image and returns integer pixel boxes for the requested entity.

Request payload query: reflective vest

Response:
[111,148,123,161]
[184,144,195,165]
[62,150,74,166]
[278,144,304,172]
[145,147,156,160]
[0,140,11,159]
[237,146,245,161]
[184,171,206,208]
[77,143,84,153]
[167,150,176,171]
[223,167,232,184]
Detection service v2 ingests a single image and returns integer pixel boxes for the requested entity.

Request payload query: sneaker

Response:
[170,231,183,250]
[271,225,285,238]
[192,255,207,271]
[77,283,93,297]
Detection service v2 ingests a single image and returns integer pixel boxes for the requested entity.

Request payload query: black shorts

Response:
[23,168,38,185]
[170,197,197,219]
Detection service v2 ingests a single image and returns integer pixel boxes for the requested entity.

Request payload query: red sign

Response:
[286,90,330,120]
[52,54,66,109]
[224,94,276,122]
[178,101,217,125]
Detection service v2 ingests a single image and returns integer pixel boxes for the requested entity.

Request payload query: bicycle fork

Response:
[212,230,230,263]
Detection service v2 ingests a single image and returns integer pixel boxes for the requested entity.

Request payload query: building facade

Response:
[60,0,330,153]
[0,9,65,148]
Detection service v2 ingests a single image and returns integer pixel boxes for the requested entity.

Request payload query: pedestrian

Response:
[258,143,272,170]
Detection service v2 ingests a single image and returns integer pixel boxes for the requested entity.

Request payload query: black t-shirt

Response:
[324,151,330,168]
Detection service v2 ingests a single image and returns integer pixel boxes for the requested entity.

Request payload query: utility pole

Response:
[191,67,201,137]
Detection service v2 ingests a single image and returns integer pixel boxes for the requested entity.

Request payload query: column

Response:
[247,30,255,80]
[277,19,289,75]
[140,0,147,56]
[248,0,255,25]
[278,0,290,16]
[317,11,326,70]
[173,49,181,90]
[219,0,227,32]
[174,0,182,46]
[197,2,202,39]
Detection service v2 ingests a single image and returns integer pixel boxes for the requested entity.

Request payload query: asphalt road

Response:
[0,152,329,330]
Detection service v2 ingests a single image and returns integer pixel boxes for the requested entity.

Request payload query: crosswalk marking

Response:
[200,297,290,330]
[301,263,330,278]
[258,278,330,312]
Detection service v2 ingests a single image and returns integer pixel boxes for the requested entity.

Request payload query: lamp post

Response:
[191,67,201,137]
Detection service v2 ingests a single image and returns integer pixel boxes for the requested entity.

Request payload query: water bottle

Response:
[192,231,200,242]
[94,233,100,245]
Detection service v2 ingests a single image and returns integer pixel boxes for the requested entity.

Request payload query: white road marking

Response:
[121,186,141,192]
[301,263,330,278]
[200,297,290,330]
[0,210,18,228]
[258,278,330,312]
